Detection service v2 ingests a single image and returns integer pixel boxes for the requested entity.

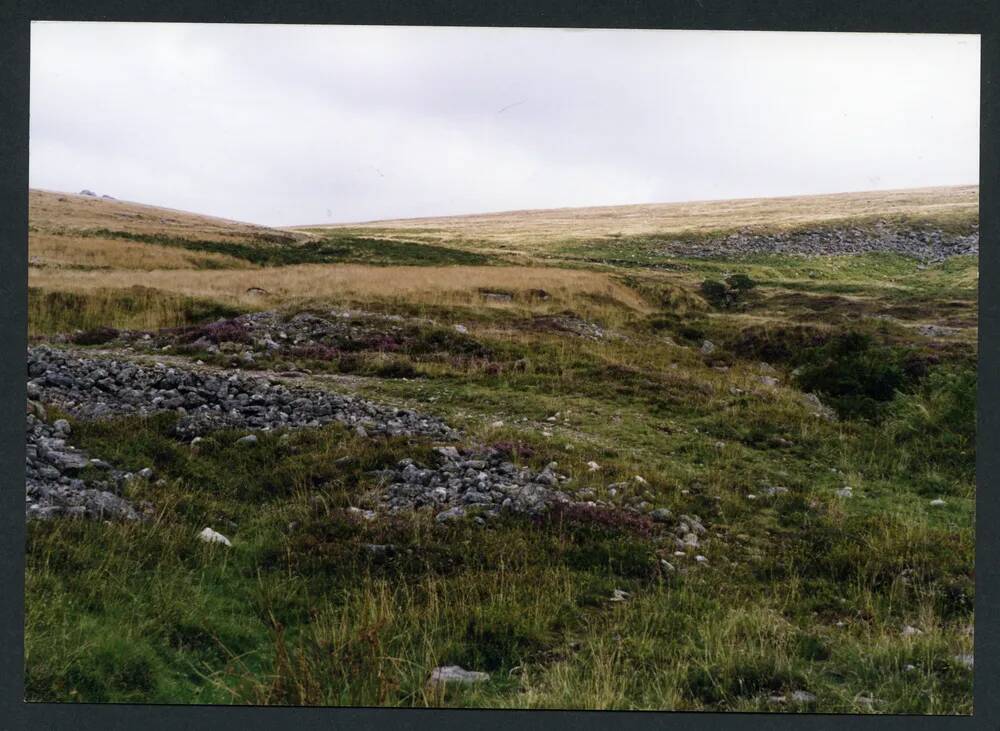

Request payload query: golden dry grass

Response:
[28,263,650,313]
[300,185,979,251]
[29,232,247,271]
[29,189,312,244]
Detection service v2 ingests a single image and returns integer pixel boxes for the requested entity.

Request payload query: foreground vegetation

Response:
[24,188,976,712]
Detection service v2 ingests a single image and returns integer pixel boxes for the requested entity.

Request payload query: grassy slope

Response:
[24,187,976,712]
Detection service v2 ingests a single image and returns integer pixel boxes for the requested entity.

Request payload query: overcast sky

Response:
[30,23,980,226]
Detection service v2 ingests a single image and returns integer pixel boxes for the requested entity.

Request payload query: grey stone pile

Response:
[377,445,573,519]
[662,224,978,262]
[27,345,458,441]
[25,410,146,521]
[112,309,433,361]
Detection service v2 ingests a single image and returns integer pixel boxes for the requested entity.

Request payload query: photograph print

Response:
[25,22,978,713]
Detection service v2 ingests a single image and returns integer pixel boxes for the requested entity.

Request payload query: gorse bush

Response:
[725,273,757,293]
[793,332,924,420]
[700,280,731,308]
[700,274,757,309]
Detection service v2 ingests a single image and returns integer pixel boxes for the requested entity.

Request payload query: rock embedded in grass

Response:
[197,527,232,547]
[428,666,490,686]
[25,410,147,522]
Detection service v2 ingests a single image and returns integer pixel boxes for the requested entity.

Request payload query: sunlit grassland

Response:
[298,185,978,253]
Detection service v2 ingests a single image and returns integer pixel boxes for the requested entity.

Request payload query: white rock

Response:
[428,665,489,685]
[586,461,601,471]
[609,588,630,602]
[791,690,816,703]
[901,625,923,638]
[453,324,468,334]
[930,498,946,507]
[198,527,232,547]
[694,555,708,563]
[836,487,853,498]
[490,420,504,428]
[347,506,377,521]
[633,475,648,485]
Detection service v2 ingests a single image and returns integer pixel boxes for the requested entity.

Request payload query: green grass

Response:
[77,228,497,267]
[24,219,976,711]
[26,406,973,710]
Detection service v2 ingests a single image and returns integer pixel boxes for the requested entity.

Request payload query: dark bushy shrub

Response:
[726,273,757,293]
[793,332,919,420]
[729,325,830,363]
[700,280,732,308]
[71,327,119,345]
[173,318,251,344]
[700,274,757,309]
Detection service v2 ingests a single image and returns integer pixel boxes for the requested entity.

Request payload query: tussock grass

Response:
[28,286,245,336]
[29,232,248,271]
[23,186,976,711]
[24,411,973,710]
[29,264,651,317]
